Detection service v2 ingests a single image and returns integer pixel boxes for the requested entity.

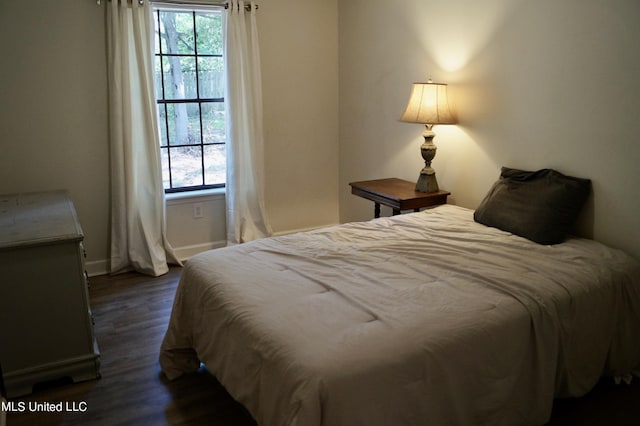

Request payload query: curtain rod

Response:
[96,0,259,11]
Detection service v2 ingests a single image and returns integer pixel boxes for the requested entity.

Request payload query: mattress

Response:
[160,205,640,426]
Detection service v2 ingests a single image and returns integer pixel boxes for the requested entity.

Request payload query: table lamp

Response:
[400,79,456,192]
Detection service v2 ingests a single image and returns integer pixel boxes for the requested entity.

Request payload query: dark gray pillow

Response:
[474,167,591,245]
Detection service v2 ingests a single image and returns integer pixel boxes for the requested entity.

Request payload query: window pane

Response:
[158,104,168,147]
[159,11,195,55]
[201,102,225,143]
[166,103,201,146]
[162,57,197,100]
[160,148,171,188]
[182,57,198,99]
[196,12,222,54]
[186,103,203,144]
[169,146,204,187]
[198,57,224,99]
[154,58,163,100]
[154,13,161,54]
[204,145,226,185]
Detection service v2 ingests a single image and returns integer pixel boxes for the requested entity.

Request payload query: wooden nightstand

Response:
[349,178,450,218]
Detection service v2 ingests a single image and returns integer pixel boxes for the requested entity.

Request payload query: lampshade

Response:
[399,80,456,125]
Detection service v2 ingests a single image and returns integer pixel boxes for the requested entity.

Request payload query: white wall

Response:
[0,0,339,274]
[3,0,637,270]
[260,0,340,233]
[0,1,110,272]
[339,0,640,261]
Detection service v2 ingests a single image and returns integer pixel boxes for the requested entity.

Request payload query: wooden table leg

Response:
[374,203,381,218]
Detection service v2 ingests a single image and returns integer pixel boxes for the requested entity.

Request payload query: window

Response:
[153,6,225,193]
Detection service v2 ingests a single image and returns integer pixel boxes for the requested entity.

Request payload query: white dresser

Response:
[0,190,100,397]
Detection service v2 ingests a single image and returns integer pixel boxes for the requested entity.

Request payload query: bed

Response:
[160,169,640,426]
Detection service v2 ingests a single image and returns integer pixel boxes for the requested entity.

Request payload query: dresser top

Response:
[0,190,84,249]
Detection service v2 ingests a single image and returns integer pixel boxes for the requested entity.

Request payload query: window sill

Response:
[165,187,226,206]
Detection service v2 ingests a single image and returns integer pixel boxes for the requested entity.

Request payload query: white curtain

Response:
[224,0,273,244]
[106,1,179,276]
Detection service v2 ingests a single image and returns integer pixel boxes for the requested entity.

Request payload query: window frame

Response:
[153,5,226,194]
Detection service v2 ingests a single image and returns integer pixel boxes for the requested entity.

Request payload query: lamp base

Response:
[415,124,439,193]
[416,170,439,193]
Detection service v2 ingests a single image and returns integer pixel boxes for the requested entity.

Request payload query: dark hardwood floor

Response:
[5,267,640,425]
[6,268,255,426]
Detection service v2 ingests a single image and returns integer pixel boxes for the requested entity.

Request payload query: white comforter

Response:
[160,205,640,426]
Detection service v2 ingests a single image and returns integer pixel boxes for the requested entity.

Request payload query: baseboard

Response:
[85,259,108,277]
[173,241,227,261]
[84,229,336,277]
[84,240,226,277]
